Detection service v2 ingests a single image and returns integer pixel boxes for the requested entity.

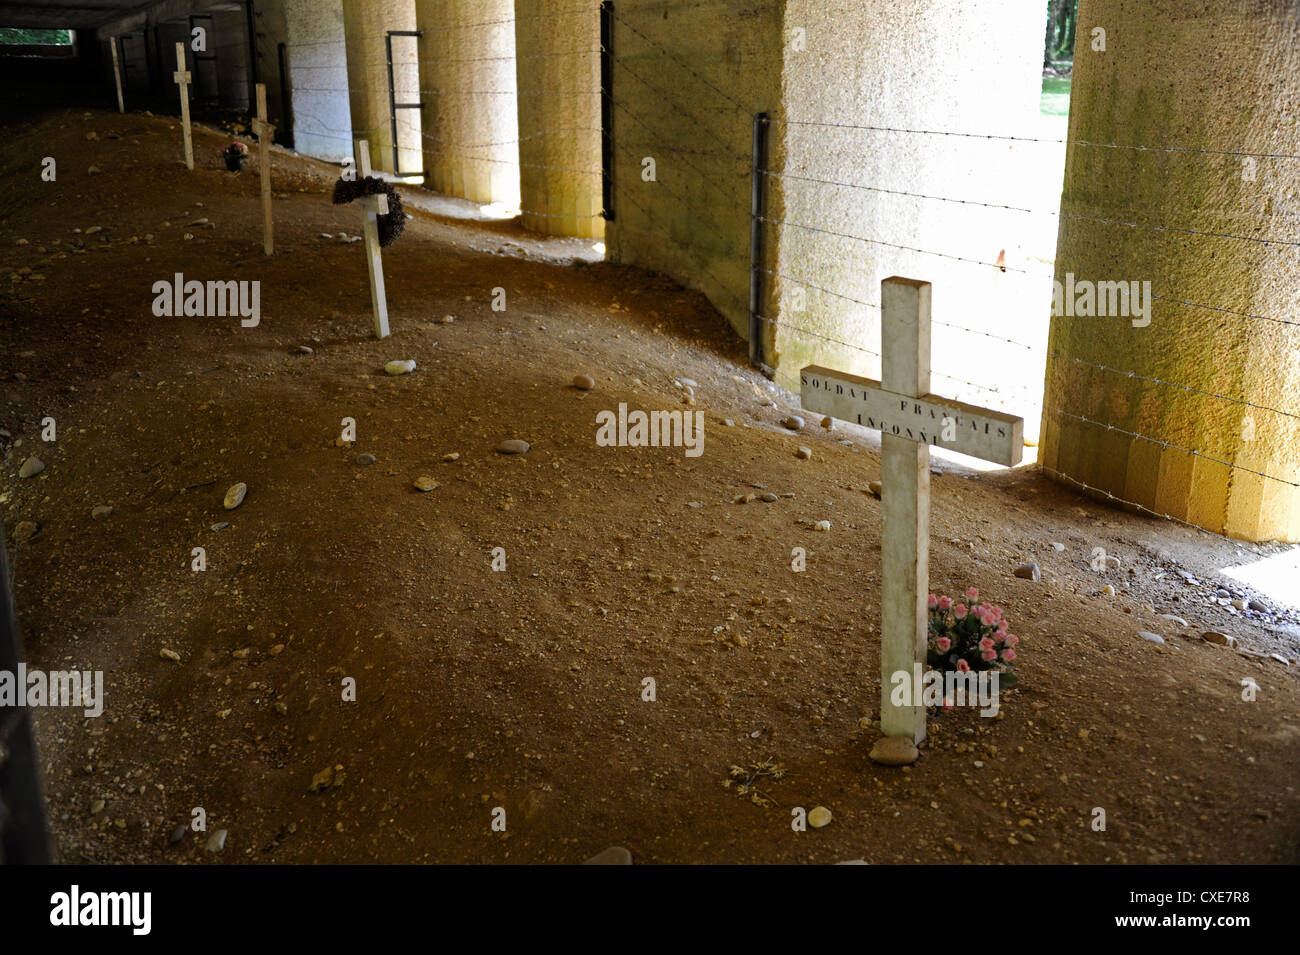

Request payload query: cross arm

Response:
[801,365,1024,467]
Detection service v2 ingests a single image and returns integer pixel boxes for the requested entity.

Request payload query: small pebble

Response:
[223,482,247,510]
[13,521,38,543]
[413,476,439,492]
[91,505,112,520]
[808,806,832,829]
[869,736,919,766]
[583,846,633,865]
[868,481,883,499]
[760,492,778,503]
[572,374,595,391]
[1013,562,1041,582]
[159,648,181,662]
[496,439,530,454]
[781,415,803,431]
[1050,542,1065,551]
[442,452,460,462]
[295,345,314,355]
[796,446,813,460]
[814,520,831,532]
[205,829,228,853]
[384,359,417,376]
[1137,631,1166,645]
[18,456,44,478]
[356,453,377,466]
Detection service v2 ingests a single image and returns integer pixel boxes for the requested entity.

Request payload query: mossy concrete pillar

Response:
[513,0,604,239]
[414,0,519,204]
[1039,0,1300,541]
[343,0,420,175]
[605,0,785,340]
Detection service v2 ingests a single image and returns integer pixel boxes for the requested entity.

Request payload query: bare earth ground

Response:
[2,108,1298,865]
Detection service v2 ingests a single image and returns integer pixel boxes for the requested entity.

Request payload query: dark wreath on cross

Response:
[332,175,406,247]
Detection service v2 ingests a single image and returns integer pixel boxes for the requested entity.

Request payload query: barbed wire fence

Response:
[167,3,1300,544]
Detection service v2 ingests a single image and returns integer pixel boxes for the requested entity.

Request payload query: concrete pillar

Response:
[605,0,785,339]
[414,0,519,204]
[254,0,352,161]
[770,0,1048,429]
[513,0,603,239]
[343,0,421,175]
[1039,0,1300,541]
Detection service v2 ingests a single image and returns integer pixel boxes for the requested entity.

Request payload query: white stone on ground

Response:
[223,483,247,510]
[384,359,417,376]
[1014,562,1041,581]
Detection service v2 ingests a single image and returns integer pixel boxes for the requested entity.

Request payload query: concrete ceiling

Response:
[0,1,156,30]
[1,0,245,32]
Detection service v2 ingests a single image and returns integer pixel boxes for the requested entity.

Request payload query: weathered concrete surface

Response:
[514,0,603,238]
[773,0,1048,444]
[342,0,421,175]
[212,8,250,111]
[251,0,352,161]
[281,0,351,160]
[605,0,785,341]
[1040,0,1300,541]
[415,0,519,204]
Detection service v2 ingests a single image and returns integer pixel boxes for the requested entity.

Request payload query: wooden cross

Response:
[800,277,1023,763]
[353,138,391,339]
[110,37,125,113]
[252,84,275,256]
[173,42,193,170]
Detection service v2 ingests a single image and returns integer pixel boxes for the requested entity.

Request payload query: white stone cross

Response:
[252,84,275,256]
[353,138,391,340]
[173,42,193,170]
[800,276,1023,764]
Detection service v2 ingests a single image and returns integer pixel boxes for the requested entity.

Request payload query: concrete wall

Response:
[212,8,250,111]
[415,0,519,204]
[514,0,603,239]
[605,0,785,340]
[1039,0,1300,541]
[249,0,290,142]
[771,0,1049,440]
[342,0,421,175]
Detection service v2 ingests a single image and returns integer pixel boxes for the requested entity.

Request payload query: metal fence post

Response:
[749,111,770,369]
[600,1,614,220]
